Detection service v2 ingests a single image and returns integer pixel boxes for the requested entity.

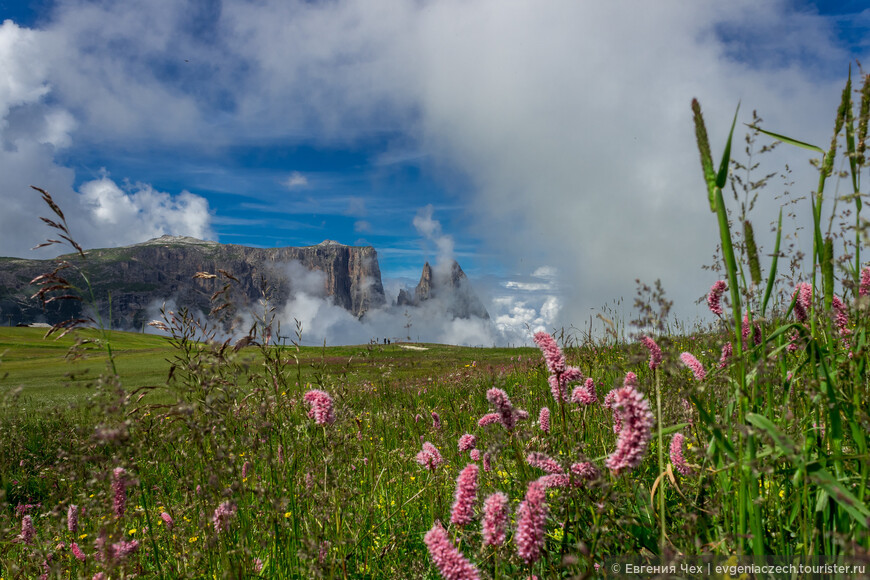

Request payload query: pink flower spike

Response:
[71,542,86,562]
[424,522,481,580]
[483,452,492,472]
[20,515,35,544]
[160,512,174,529]
[416,442,444,472]
[515,480,548,565]
[303,389,335,425]
[639,336,662,370]
[533,331,566,374]
[605,384,654,475]
[861,267,870,296]
[670,433,692,476]
[570,461,600,483]
[792,282,813,322]
[212,501,237,533]
[486,388,517,430]
[469,449,481,461]
[481,492,509,546]
[431,411,442,430]
[111,539,139,560]
[112,467,127,518]
[832,296,850,337]
[477,413,500,427]
[623,372,639,388]
[718,342,733,369]
[679,352,706,381]
[457,434,476,452]
[538,407,550,433]
[526,452,563,475]
[450,464,479,526]
[707,280,727,316]
[67,504,79,533]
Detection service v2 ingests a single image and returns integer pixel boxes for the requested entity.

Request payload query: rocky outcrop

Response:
[0,236,386,329]
[397,260,489,320]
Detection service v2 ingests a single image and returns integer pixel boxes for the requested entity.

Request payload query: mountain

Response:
[0,236,386,329]
[396,260,490,320]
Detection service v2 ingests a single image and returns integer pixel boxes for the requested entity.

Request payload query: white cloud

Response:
[283,171,309,188]
[0,0,863,336]
[78,176,214,246]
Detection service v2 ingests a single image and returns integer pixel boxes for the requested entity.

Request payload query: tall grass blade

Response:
[747,126,824,154]
[761,209,783,317]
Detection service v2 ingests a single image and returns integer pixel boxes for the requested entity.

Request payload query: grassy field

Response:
[3,81,870,579]
[0,327,535,407]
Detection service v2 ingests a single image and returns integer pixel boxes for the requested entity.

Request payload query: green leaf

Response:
[748,125,824,154]
[807,464,870,527]
[715,103,740,189]
[746,413,798,459]
[761,209,783,317]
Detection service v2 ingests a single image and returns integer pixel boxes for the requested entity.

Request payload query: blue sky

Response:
[0,0,868,344]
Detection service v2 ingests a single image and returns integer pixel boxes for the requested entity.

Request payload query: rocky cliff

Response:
[0,236,386,329]
[397,260,489,320]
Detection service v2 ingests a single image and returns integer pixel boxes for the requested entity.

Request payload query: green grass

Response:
[0,327,536,407]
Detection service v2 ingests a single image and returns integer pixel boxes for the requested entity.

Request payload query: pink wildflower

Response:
[431,411,442,430]
[303,389,335,425]
[793,282,812,322]
[481,492,509,546]
[477,413,501,427]
[670,433,692,476]
[861,267,870,296]
[112,467,127,518]
[414,413,422,423]
[450,464,479,526]
[111,539,139,560]
[457,434,476,452]
[742,314,761,346]
[67,504,79,533]
[832,296,850,336]
[533,331,566,374]
[254,558,264,572]
[160,512,174,529]
[623,372,639,387]
[605,384,655,475]
[486,388,517,430]
[212,501,237,533]
[515,480,548,565]
[424,522,481,580]
[603,388,621,433]
[93,574,105,580]
[277,444,285,464]
[20,515,35,544]
[483,452,492,472]
[470,449,481,461]
[538,407,550,433]
[718,342,732,369]
[526,452,563,475]
[71,542,86,562]
[571,378,597,405]
[707,280,727,316]
[639,336,663,370]
[570,461,600,482]
[416,442,443,472]
[242,461,252,479]
[680,352,706,381]
[547,366,583,403]
[537,474,570,488]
